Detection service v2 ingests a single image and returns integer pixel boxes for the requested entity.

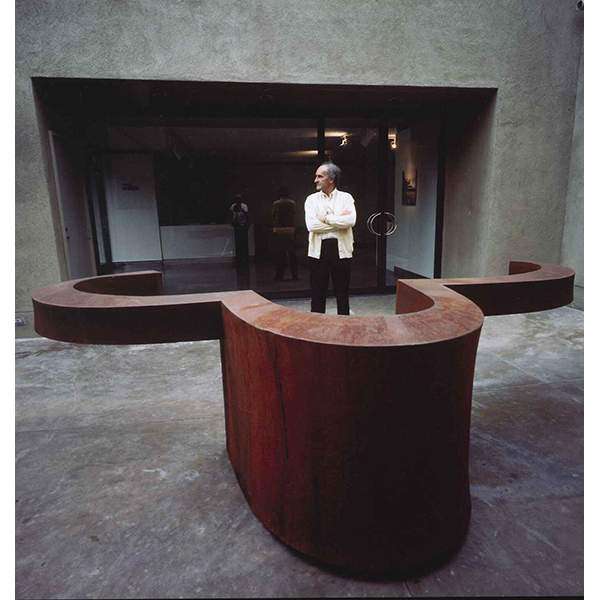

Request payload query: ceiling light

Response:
[283,150,319,157]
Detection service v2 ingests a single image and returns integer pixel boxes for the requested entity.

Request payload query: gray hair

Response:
[319,162,342,186]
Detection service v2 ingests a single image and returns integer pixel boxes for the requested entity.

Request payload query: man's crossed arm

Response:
[305,199,357,233]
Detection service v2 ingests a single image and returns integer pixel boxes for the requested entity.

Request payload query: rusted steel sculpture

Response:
[32,261,574,574]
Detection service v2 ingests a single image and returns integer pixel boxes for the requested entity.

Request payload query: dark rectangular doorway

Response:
[34,77,495,298]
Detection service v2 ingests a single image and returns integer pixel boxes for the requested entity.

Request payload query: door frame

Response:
[48,130,97,279]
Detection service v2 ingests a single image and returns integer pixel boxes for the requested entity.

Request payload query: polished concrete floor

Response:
[108,252,398,296]
[15,296,583,598]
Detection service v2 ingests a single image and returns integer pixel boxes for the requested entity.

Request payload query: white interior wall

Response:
[386,119,440,278]
[88,174,106,264]
[160,224,255,259]
[103,154,162,262]
[48,132,97,279]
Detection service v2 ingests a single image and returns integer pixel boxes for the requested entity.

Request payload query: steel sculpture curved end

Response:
[31,260,574,574]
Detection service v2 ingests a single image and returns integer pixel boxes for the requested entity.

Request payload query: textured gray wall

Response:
[443,97,496,277]
[16,76,64,310]
[16,0,584,309]
[561,46,584,294]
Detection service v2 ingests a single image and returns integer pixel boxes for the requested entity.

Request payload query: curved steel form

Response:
[367,211,397,237]
[32,261,574,574]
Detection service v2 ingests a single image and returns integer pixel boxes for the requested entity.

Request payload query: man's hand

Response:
[323,208,352,224]
[316,209,328,222]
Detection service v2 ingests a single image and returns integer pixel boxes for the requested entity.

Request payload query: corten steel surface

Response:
[32,261,574,574]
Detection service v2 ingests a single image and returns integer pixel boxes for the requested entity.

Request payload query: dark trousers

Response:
[310,239,351,315]
[273,232,298,280]
[234,227,249,263]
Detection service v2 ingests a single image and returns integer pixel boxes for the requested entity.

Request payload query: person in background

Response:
[304,162,356,315]
[229,194,249,264]
[271,187,298,281]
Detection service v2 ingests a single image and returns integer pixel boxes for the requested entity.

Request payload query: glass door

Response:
[97,116,437,296]
[385,117,442,281]
[324,118,381,291]
[151,118,320,295]
[324,118,401,292]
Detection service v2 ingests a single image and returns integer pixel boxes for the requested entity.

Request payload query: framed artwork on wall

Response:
[402,170,417,206]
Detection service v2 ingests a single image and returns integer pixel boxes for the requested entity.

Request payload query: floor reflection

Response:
[109,252,400,296]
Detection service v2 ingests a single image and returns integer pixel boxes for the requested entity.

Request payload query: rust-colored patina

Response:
[32,261,574,574]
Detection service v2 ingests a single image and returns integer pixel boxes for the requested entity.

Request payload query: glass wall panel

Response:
[324,119,379,290]
[386,118,441,280]
[122,118,321,294]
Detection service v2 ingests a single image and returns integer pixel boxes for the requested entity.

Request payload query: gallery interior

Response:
[31,78,496,298]
[15,1,584,598]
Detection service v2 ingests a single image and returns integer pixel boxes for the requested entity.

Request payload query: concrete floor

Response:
[15,295,583,598]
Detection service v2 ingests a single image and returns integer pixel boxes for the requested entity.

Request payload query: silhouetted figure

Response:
[229,194,249,265]
[272,187,298,281]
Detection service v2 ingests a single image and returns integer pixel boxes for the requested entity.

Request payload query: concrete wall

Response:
[16,0,584,310]
[443,96,496,277]
[16,77,64,310]
[561,45,584,307]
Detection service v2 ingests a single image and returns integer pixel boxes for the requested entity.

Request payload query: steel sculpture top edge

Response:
[31,261,574,347]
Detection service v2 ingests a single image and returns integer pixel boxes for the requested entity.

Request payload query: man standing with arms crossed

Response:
[305,162,356,315]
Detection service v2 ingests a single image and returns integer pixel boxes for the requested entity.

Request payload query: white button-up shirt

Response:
[304,188,357,259]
